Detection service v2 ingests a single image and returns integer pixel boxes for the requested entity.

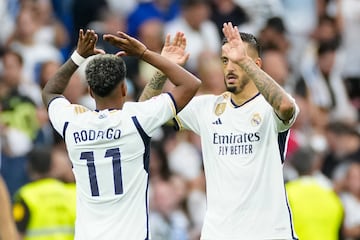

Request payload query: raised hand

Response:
[161,32,189,66]
[103,31,147,58]
[222,22,247,63]
[76,29,105,58]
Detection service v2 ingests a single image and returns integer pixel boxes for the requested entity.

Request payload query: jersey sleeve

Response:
[48,97,87,138]
[273,94,300,132]
[124,93,177,137]
[173,96,204,135]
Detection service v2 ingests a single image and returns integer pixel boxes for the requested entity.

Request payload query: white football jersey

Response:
[48,93,176,240]
[175,92,299,240]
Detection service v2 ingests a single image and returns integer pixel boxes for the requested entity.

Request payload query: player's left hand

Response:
[161,32,189,66]
[222,22,248,63]
[103,31,147,58]
[76,29,105,58]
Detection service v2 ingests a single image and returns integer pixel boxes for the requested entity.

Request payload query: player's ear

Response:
[88,86,94,99]
[255,57,262,68]
[121,81,127,97]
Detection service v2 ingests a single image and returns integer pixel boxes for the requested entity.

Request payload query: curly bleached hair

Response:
[85,54,127,97]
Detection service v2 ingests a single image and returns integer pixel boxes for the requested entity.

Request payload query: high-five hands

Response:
[76,29,190,65]
[103,31,147,58]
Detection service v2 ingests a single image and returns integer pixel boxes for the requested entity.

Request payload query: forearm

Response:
[141,50,196,90]
[138,71,167,102]
[42,59,78,106]
[239,58,295,121]
[141,49,200,111]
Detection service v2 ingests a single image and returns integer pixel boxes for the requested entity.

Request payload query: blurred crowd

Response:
[0,0,359,239]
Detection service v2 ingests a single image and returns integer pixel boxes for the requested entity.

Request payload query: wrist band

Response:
[71,51,86,66]
[140,48,148,59]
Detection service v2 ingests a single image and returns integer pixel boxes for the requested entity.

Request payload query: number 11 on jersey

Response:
[80,148,123,196]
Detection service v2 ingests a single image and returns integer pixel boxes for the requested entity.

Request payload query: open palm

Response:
[222,22,247,62]
[161,32,190,66]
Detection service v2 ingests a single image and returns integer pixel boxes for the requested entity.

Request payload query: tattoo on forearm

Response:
[240,59,284,111]
[139,71,167,101]
[149,71,167,90]
[46,59,78,94]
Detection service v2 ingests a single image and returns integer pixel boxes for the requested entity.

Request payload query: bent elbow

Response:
[278,100,297,122]
[189,78,201,94]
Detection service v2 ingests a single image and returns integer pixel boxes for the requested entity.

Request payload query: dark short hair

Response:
[317,39,339,56]
[326,121,360,137]
[85,54,126,97]
[290,147,316,176]
[222,32,261,56]
[265,17,286,34]
[181,0,209,9]
[27,147,52,174]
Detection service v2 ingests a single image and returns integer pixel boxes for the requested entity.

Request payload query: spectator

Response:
[1,49,42,107]
[210,0,249,38]
[0,0,15,48]
[261,47,291,89]
[300,39,357,123]
[136,18,166,96]
[300,14,342,103]
[286,146,344,240]
[233,0,284,35]
[150,177,190,240]
[281,0,321,74]
[333,0,360,119]
[338,162,360,240]
[127,0,180,37]
[258,16,290,56]
[322,121,360,180]
[32,0,69,50]
[12,147,76,239]
[149,140,172,182]
[6,7,63,84]
[0,49,40,196]
[164,0,221,74]
[334,0,360,79]
[71,0,108,48]
[87,7,127,55]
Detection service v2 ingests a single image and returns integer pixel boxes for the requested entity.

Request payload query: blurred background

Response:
[0,0,359,239]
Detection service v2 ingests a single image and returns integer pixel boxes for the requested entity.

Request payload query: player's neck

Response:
[95,96,125,110]
[231,83,259,106]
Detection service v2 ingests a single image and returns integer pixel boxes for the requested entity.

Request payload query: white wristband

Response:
[71,51,86,66]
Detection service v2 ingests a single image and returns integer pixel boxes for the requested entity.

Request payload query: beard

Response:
[225,76,250,94]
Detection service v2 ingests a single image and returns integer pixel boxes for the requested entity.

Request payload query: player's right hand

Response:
[222,22,248,63]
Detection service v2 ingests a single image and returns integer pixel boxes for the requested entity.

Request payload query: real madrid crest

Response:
[251,113,262,126]
[214,93,230,116]
[215,103,226,116]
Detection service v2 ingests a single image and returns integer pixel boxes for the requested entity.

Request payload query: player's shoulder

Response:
[191,92,227,103]
[178,93,228,114]
[49,97,91,116]
[124,93,169,107]
[123,93,173,113]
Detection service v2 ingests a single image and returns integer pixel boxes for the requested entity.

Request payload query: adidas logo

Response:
[212,118,222,125]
